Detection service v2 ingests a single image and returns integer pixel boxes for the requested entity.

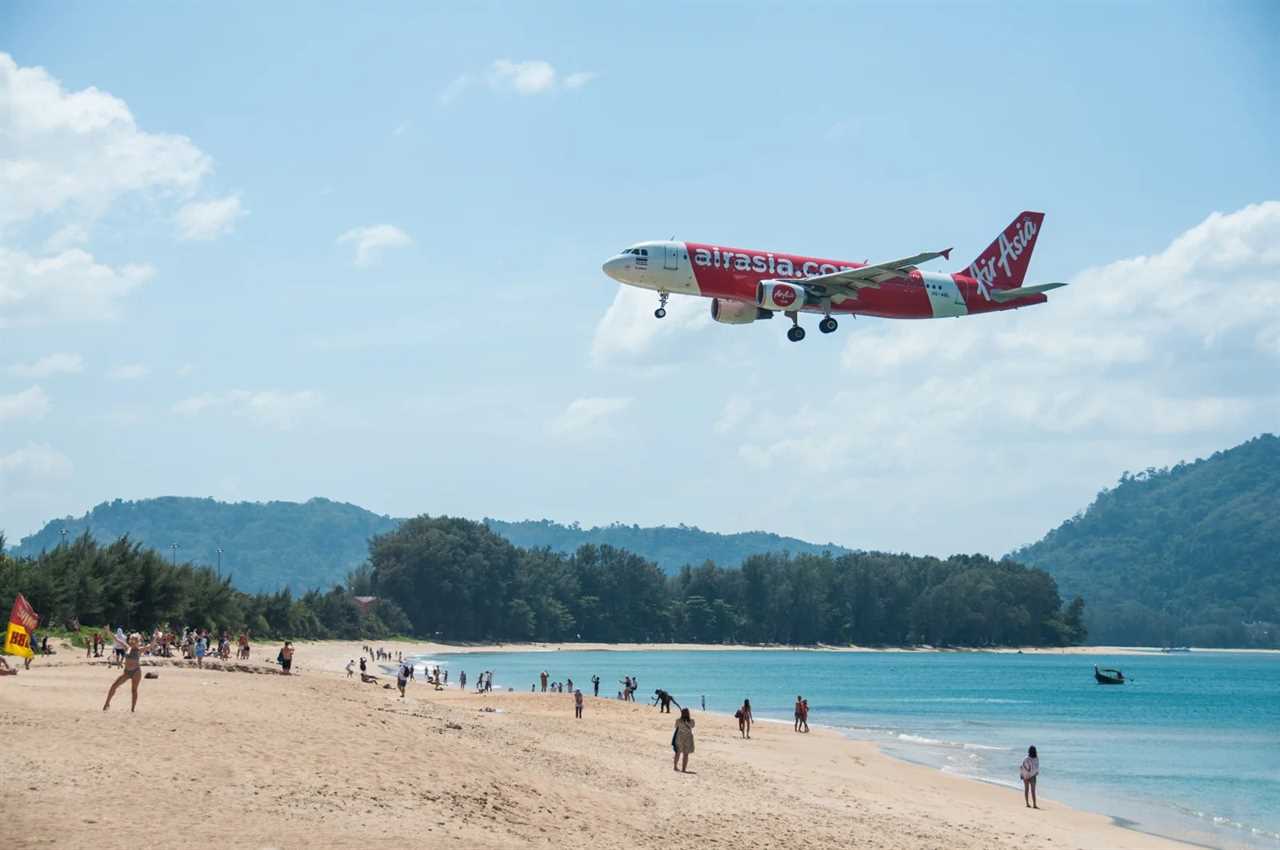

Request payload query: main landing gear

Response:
[785,312,842,342]
[785,311,806,342]
[654,291,669,319]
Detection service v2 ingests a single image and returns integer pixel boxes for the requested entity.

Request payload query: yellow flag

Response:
[3,622,33,659]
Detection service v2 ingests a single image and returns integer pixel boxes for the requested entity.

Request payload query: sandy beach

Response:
[3,639,1195,850]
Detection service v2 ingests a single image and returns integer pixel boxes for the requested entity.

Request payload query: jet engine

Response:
[756,281,809,311]
[710,298,774,325]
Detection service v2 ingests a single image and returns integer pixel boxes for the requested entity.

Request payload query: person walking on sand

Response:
[1020,746,1040,808]
[794,695,804,731]
[672,708,695,772]
[279,641,294,674]
[736,698,753,739]
[397,660,413,698]
[574,688,584,719]
[800,698,809,732]
[346,659,355,678]
[103,632,155,712]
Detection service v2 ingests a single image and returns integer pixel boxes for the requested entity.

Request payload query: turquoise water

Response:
[423,649,1280,849]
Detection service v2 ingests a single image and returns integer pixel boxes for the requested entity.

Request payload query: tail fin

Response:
[961,211,1044,291]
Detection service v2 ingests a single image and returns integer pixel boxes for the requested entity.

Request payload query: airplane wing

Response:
[764,249,953,296]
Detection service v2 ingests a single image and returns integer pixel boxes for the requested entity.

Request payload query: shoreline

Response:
[334,638,1280,657]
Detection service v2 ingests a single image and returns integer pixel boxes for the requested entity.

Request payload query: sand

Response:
[2,639,1194,850]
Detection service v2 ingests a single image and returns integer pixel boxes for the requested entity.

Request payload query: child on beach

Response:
[346,659,355,678]
[1020,746,1040,809]
[574,688,584,719]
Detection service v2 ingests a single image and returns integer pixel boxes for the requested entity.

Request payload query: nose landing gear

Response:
[654,291,669,319]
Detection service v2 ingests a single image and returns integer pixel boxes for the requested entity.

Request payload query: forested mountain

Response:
[11,499,849,592]
[1013,434,1280,647]
[483,519,849,574]
[12,497,400,593]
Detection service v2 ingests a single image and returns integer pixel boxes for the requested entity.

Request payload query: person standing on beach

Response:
[459,670,466,690]
[540,670,548,692]
[194,633,207,668]
[1020,746,1039,809]
[574,688,584,719]
[672,708,695,773]
[794,696,804,731]
[591,674,600,697]
[736,699,753,739]
[102,632,155,712]
[800,698,809,733]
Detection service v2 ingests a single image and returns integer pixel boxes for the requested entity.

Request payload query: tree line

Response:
[1,516,1086,647]
[363,516,1085,645]
[0,532,411,640]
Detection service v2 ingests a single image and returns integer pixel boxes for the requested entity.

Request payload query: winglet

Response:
[941,247,952,261]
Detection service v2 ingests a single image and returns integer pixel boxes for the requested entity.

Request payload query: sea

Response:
[416,648,1280,850]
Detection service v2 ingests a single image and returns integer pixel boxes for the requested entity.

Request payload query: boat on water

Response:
[1094,665,1126,685]
[1161,646,1191,653]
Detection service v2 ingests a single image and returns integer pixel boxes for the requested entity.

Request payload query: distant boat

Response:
[1161,646,1191,653]
[1094,665,1126,685]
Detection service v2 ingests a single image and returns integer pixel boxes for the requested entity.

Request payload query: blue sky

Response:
[2,2,1277,556]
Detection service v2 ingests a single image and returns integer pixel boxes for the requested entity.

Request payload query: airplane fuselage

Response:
[601,240,1046,321]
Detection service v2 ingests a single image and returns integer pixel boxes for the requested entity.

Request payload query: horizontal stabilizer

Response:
[989,282,1067,302]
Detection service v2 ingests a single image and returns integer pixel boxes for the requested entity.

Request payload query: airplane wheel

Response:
[654,308,667,319]
[787,326,806,342]
[819,317,838,334]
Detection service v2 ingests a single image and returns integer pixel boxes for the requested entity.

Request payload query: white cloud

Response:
[172,389,321,429]
[44,224,89,252]
[336,224,413,267]
[108,363,149,381]
[0,443,72,482]
[563,71,598,90]
[9,352,83,378]
[489,59,596,95]
[0,52,211,225]
[0,385,50,422]
[176,194,245,241]
[438,75,470,106]
[0,246,154,327]
[591,286,713,362]
[549,396,632,437]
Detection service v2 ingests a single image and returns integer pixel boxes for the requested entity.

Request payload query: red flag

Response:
[9,594,38,633]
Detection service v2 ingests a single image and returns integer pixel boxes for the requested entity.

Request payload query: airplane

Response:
[601,211,1066,342]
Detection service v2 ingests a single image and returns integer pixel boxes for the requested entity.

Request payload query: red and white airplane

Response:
[602,211,1066,341]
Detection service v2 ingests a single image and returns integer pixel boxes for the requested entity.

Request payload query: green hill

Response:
[11,497,400,593]
[1012,434,1280,647]
[483,519,850,573]
[10,499,850,593]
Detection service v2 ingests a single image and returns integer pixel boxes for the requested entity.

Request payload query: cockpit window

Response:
[639,249,648,256]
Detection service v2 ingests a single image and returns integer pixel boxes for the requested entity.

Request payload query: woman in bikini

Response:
[103,632,155,712]
[737,698,753,739]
